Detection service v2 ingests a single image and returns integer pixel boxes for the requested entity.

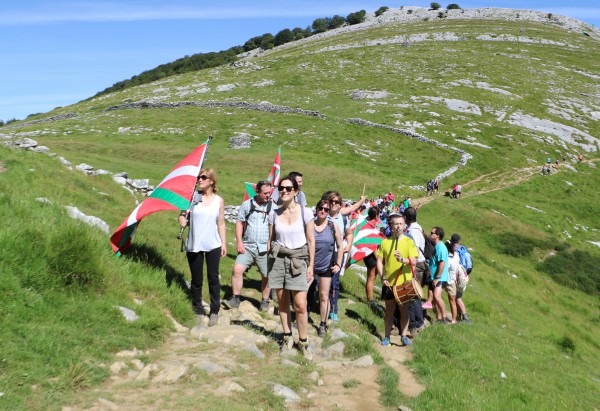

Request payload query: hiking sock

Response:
[299,337,307,343]
[284,332,292,337]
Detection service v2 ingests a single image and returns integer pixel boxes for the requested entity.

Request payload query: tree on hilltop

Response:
[312,18,328,33]
[347,10,367,25]
[447,4,461,10]
[375,6,389,17]
[292,26,312,40]
[328,15,346,29]
[274,29,294,46]
[430,2,441,10]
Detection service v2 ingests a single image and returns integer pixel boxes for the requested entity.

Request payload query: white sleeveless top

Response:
[269,207,312,249]
[186,194,222,252]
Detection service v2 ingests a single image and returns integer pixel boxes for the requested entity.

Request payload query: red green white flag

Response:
[346,214,385,267]
[243,146,282,201]
[110,141,209,255]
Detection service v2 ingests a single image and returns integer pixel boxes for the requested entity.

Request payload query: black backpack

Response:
[420,229,436,260]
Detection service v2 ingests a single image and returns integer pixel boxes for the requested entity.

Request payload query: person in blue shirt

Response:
[427,226,448,323]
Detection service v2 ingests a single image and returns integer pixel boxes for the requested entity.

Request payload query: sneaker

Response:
[317,323,327,337]
[223,296,240,309]
[401,336,412,346]
[451,320,457,324]
[260,299,269,312]
[329,313,339,322]
[208,313,219,327]
[422,301,433,309]
[282,334,294,350]
[381,336,390,346]
[461,313,472,324]
[298,341,313,360]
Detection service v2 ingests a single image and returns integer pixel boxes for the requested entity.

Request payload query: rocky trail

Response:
[62,297,424,411]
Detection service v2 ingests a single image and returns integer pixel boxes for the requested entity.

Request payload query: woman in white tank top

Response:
[179,168,226,326]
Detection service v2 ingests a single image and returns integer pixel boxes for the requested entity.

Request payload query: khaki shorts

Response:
[234,243,268,277]
[445,280,457,297]
[268,256,308,292]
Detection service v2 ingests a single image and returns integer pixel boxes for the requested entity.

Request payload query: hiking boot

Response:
[298,340,313,360]
[381,336,390,346]
[460,313,472,323]
[317,323,327,337]
[282,335,294,350]
[401,336,413,346]
[260,299,269,312]
[329,313,339,322]
[208,313,219,327]
[223,296,241,309]
[422,301,433,310]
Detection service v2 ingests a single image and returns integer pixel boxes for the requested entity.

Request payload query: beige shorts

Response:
[268,255,308,292]
[445,280,457,297]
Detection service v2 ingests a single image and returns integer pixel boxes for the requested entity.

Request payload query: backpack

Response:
[456,245,473,274]
[420,229,436,261]
[242,197,272,237]
[457,264,469,292]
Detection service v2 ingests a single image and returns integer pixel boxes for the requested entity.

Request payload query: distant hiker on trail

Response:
[455,184,462,199]
[434,179,439,193]
[179,168,227,327]
[271,171,307,207]
[267,175,315,359]
[578,153,583,162]
[376,214,418,347]
[325,190,366,321]
[310,198,343,337]
[224,180,273,312]
[422,226,448,323]
[547,157,552,164]
[450,233,472,322]
[427,179,434,196]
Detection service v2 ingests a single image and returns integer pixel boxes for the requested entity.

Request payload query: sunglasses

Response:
[199,175,209,180]
[318,206,330,212]
[278,185,294,192]
[430,231,437,235]
[331,200,341,205]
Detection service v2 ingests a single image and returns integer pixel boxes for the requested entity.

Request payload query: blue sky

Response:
[1,1,598,122]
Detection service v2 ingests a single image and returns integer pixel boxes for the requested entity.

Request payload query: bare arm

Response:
[235,221,245,254]
[340,196,367,216]
[377,254,388,287]
[332,225,344,273]
[305,219,315,282]
[218,197,227,257]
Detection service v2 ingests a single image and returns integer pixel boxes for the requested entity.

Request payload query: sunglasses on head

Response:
[199,175,209,180]
[278,185,294,192]
[318,206,330,212]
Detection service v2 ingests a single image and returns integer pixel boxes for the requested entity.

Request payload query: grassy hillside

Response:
[1,9,599,410]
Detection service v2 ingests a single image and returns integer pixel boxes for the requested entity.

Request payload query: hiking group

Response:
[178,169,473,359]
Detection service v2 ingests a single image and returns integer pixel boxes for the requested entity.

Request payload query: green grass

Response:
[1,15,599,411]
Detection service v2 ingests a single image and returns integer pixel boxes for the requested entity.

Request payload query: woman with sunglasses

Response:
[311,199,344,336]
[267,176,315,359]
[324,191,366,321]
[179,168,226,327]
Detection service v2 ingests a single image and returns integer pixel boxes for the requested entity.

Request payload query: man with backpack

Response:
[224,180,273,311]
[450,233,472,322]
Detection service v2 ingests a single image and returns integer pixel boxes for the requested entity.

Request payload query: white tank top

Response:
[269,207,312,249]
[186,194,222,252]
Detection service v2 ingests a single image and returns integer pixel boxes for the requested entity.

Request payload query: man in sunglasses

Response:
[224,180,273,311]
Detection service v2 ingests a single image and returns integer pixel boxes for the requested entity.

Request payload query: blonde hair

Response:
[199,168,218,193]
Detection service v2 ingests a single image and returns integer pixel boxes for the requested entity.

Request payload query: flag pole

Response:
[177,136,213,244]
[362,183,366,198]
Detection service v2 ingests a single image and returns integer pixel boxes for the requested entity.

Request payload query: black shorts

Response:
[315,270,333,278]
[364,253,377,270]
[381,284,395,301]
